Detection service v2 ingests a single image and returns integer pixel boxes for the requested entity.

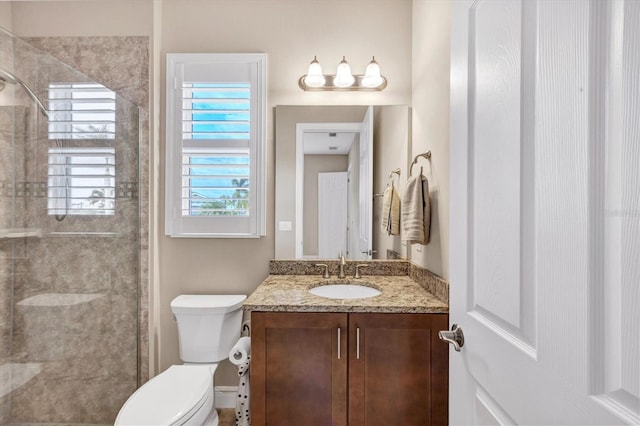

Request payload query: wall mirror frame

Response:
[275,105,411,261]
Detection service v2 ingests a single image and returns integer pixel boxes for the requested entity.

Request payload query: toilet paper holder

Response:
[241,320,251,337]
[230,333,251,364]
[230,321,252,362]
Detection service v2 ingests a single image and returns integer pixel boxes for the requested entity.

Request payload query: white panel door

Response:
[318,172,348,258]
[357,106,373,260]
[450,0,639,424]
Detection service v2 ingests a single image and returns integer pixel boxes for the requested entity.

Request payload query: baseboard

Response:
[215,386,238,409]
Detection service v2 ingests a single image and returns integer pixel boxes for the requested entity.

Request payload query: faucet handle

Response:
[354,264,369,279]
[315,263,330,279]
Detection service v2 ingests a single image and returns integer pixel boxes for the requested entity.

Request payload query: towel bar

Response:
[410,151,431,176]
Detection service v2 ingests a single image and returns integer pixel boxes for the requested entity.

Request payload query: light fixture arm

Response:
[298,74,387,91]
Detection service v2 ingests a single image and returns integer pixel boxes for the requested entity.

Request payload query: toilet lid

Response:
[115,364,215,426]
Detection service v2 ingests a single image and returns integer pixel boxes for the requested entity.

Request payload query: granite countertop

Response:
[243,274,448,314]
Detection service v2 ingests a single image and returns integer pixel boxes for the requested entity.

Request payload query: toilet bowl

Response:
[116,364,218,426]
[115,294,247,426]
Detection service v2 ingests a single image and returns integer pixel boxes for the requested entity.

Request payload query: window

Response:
[165,53,267,237]
[48,83,116,139]
[47,83,117,217]
[47,147,116,216]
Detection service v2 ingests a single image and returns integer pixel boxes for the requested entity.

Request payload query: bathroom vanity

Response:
[244,261,449,426]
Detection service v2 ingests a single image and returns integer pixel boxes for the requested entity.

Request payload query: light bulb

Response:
[303,56,325,88]
[333,56,355,88]
[362,56,384,88]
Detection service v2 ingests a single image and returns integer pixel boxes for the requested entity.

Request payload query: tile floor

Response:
[218,408,236,426]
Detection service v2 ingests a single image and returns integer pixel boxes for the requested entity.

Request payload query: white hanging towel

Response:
[380,184,401,235]
[401,174,431,244]
[235,357,251,426]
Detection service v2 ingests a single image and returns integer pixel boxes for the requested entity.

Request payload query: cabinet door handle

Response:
[356,327,360,359]
[337,327,341,359]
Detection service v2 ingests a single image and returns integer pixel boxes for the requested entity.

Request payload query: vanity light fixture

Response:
[299,56,387,91]
[302,56,326,88]
[362,56,384,88]
[333,56,355,88]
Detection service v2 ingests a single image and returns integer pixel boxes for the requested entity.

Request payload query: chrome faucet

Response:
[338,252,347,279]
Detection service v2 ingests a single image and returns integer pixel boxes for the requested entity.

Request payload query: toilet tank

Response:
[170,295,247,363]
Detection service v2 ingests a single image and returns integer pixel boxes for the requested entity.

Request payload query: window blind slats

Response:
[48,83,116,140]
[47,147,116,216]
[49,175,116,180]
[49,132,116,138]
[179,81,251,218]
[187,95,249,100]
[50,119,116,124]
[182,109,249,115]
[182,85,249,128]
[49,97,116,102]
[182,120,249,126]
[182,100,249,108]
[179,189,247,193]
[48,196,114,201]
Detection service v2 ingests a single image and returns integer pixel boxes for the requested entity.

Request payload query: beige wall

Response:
[410,0,451,279]
[9,0,153,37]
[160,0,412,106]
[372,105,411,259]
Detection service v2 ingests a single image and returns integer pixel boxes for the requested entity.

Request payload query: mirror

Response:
[275,105,410,260]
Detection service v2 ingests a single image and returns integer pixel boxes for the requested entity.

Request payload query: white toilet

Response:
[115,294,247,426]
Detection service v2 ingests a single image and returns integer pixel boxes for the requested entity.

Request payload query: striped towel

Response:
[401,174,431,244]
[380,185,401,235]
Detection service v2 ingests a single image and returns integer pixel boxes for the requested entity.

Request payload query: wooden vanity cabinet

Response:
[348,313,448,425]
[251,311,448,426]
[251,312,348,426]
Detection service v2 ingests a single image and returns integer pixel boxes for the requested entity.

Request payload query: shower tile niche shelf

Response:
[0,228,42,240]
[250,311,448,426]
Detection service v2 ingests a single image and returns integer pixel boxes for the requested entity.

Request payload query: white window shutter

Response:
[48,83,116,139]
[48,148,116,216]
[165,53,267,237]
[47,83,117,217]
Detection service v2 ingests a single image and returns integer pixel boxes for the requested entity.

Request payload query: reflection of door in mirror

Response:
[304,148,350,257]
[274,105,410,261]
[317,172,348,258]
[357,106,373,260]
[298,122,364,259]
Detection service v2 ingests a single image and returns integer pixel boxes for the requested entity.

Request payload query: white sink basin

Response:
[308,283,381,300]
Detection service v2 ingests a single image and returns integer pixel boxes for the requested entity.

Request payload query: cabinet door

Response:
[348,313,449,425]
[251,312,348,426]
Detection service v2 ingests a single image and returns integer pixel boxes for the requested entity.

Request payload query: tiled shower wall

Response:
[0,32,149,424]
[26,35,151,386]
[0,106,29,426]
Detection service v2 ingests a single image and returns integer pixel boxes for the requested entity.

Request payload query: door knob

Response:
[438,324,464,351]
